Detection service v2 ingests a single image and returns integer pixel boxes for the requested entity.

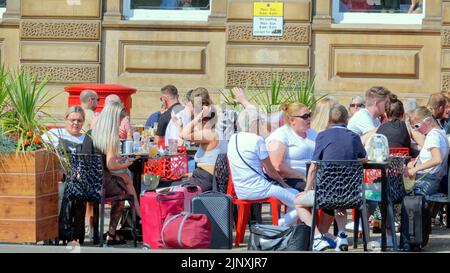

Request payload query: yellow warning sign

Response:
[253,2,283,17]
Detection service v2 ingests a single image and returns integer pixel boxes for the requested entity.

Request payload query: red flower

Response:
[32,136,41,144]
[27,131,33,138]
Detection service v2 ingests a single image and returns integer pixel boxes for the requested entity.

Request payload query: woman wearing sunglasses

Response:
[348,95,366,117]
[266,103,317,193]
[407,107,449,196]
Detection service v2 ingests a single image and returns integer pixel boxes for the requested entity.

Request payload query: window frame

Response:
[332,0,425,25]
[123,0,211,21]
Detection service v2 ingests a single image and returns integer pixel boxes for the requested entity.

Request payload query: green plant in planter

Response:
[0,68,59,152]
[0,66,9,120]
[246,72,293,114]
[218,88,240,109]
[287,75,327,110]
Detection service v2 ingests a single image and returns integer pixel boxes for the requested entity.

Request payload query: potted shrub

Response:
[0,68,61,243]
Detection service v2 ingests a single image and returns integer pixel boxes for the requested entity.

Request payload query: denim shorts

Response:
[414,172,440,196]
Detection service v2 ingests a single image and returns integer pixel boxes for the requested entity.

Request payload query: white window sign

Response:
[253,2,283,37]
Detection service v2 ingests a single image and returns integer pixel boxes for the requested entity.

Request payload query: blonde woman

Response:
[266,103,317,190]
[311,97,338,133]
[407,107,449,196]
[90,102,141,245]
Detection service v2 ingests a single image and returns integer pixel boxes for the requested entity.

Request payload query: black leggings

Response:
[171,167,214,192]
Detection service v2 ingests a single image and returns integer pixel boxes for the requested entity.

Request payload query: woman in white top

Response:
[408,106,450,196]
[266,103,317,190]
[42,106,86,153]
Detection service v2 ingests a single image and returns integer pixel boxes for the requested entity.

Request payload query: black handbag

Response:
[248,223,310,251]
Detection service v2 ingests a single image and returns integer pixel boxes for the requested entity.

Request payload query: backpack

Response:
[365,133,390,162]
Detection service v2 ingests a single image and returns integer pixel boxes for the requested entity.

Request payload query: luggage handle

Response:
[157,191,185,202]
[161,211,191,249]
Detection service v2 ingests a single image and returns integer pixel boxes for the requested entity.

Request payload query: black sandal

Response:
[106,232,126,246]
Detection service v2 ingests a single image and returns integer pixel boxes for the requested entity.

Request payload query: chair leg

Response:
[387,201,398,251]
[353,209,360,249]
[270,200,280,226]
[360,208,370,252]
[99,199,105,247]
[235,204,250,247]
[333,219,338,236]
[446,203,450,229]
[309,202,318,251]
[130,199,137,248]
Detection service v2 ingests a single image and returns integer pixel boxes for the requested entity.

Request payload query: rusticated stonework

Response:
[226,69,309,87]
[21,64,99,83]
[20,21,100,40]
[442,74,450,91]
[227,24,309,44]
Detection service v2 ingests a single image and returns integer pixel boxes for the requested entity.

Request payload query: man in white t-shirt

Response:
[347,86,391,144]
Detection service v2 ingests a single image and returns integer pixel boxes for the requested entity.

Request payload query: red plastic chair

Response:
[226,168,282,247]
[143,146,188,181]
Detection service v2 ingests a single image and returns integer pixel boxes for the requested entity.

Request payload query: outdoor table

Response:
[363,160,398,251]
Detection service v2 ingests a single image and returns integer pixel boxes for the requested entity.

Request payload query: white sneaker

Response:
[277,218,285,226]
[313,236,330,252]
[345,221,362,232]
[335,232,349,252]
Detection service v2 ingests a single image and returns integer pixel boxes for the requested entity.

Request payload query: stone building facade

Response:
[0,0,446,124]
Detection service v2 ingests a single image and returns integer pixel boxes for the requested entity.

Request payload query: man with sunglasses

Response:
[155,85,183,146]
[80,89,99,133]
[426,93,447,130]
[348,86,391,145]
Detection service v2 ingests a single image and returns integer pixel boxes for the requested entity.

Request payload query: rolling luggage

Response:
[400,195,432,251]
[192,192,233,249]
[173,184,202,212]
[140,191,184,249]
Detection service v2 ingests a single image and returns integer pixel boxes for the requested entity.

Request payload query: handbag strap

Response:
[235,134,270,182]
[161,211,190,249]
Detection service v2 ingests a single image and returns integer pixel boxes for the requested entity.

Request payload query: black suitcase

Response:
[400,195,432,251]
[192,192,233,249]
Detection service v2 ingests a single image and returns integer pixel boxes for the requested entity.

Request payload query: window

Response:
[124,0,211,21]
[0,0,6,18]
[333,0,425,25]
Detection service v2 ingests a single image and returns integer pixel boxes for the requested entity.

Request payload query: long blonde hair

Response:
[311,97,337,133]
[92,102,126,154]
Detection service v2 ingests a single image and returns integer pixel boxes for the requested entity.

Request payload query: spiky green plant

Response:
[289,75,327,110]
[247,72,293,114]
[218,88,239,108]
[1,69,60,151]
[0,66,9,120]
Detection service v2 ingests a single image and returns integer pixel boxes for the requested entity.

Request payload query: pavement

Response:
[0,203,449,253]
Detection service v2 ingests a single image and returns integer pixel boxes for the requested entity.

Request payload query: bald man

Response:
[79,89,99,133]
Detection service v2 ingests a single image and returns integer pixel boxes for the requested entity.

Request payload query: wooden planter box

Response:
[0,149,59,243]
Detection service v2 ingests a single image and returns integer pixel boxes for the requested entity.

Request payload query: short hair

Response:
[365,86,391,106]
[329,104,348,124]
[427,93,446,110]
[385,94,404,119]
[161,85,178,99]
[185,89,194,102]
[79,89,97,104]
[64,105,85,120]
[105,94,121,104]
[350,95,366,105]
[281,102,308,125]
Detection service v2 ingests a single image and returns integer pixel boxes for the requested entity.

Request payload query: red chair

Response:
[226,167,283,247]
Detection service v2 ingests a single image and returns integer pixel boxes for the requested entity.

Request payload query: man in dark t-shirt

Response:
[155,85,184,145]
[297,104,366,252]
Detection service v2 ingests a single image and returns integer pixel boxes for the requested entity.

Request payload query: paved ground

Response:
[0,203,448,253]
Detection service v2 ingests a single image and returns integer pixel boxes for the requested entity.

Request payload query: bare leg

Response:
[296,206,322,236]
[318,212,334,234]
[334,209,347,232]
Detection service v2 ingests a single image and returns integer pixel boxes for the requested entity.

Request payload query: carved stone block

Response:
[21,64,99,83]
[226,68,309,87]
[21,21,101,41]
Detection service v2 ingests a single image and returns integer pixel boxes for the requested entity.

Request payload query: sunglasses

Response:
[412,117,431,130]
[91,97,100,102]
[350,103,364,108]
[67,118,83,124]
[292,113,312,120]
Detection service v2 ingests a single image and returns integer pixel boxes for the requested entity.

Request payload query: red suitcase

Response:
[173,184,202,212]
[140,191,184,249]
